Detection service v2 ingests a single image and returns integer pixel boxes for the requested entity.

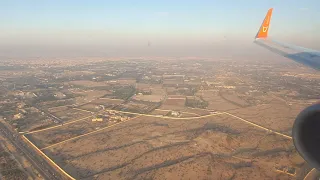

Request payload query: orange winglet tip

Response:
[255,8,273,39]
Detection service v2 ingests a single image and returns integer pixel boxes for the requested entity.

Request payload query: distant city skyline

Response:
[1,0,320,57]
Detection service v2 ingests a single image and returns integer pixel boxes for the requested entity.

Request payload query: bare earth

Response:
[34,114,302,180]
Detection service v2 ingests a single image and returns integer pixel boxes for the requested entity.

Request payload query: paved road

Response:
[304,168,320,180]
[0,121,61,180]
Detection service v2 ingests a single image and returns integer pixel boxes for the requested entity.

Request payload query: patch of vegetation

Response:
[112,86,136,100]
[185,96,208,109]
[0,145,28,180]
[203,123,240,135]
[229,161,253,169]
[1,168,28,180]
[177,87,198,96]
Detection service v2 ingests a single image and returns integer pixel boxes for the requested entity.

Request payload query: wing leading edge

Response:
[254,8,320,70]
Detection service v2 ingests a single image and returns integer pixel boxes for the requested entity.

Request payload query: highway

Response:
[0,121,62,180]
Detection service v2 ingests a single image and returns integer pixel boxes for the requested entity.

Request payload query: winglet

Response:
[255,8,273,39]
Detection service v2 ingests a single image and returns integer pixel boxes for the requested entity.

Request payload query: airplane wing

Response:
[254,8,320,70]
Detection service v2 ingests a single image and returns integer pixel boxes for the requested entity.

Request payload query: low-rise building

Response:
[92,118,103,122]
[13,113,23,120]
[171,111,180,117]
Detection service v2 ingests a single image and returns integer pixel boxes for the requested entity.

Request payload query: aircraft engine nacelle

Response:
[293,103,320,170]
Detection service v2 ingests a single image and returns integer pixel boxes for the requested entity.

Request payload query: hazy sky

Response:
[1,0,320,57]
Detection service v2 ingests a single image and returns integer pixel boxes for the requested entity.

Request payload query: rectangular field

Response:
[52,109,92,122]
[160,98,186,110]
[227,99,306,135]
[34,113,304,180]
[200,90,240,111]
[27,117,107,148]
[92,98,124,105]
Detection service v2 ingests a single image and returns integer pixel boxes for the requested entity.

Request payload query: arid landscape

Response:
[1,1,320,179]
[41,114,299,180]
[0,56,319,179]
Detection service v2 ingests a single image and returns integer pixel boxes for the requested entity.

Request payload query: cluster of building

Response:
[170,111,181,117]
[91,110,130,123]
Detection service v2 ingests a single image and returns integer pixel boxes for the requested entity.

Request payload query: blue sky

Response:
[1,0,319,56]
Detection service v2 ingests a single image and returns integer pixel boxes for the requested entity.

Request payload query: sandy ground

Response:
[38,114,304,180]
[200,90,240,111]
[132,95,164,102]
[160,98,186,111]
[52,109,92,122]
[92,98,124,105]
[227,99,306,135]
